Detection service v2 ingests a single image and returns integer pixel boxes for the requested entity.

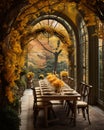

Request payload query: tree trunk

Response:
[53,52,58,74]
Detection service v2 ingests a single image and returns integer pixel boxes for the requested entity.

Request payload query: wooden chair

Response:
[31,88,56,127]
[62,77,75,112]
[62,76,74,88]
[61,76,69,85]
[67,82,92,124]
[68,77,75,89]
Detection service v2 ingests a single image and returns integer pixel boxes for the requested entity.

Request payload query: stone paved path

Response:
[20,89,35,130]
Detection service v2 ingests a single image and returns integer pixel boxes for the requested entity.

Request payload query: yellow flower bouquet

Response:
[26,72,34,80]
[39,74,44,79]
[60,70,68,77]
[52,79,64,93]
[48,76,57,83]
[47,74,54,80]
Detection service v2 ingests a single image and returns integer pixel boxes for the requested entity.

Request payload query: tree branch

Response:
[36,39,54,54]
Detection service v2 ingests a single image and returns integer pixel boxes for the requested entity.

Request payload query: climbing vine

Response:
[0,0,103,106]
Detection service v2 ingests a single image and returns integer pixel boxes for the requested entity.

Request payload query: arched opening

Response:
[27,15,76,79]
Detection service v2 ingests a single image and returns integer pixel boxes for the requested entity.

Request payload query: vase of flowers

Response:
[39,74,44,80]
[52,79,64,93]
[60,70,68,78]
[26,72,34,88]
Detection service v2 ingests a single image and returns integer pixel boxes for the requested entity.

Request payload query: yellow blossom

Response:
[48,76,57,83]
[26,72,34,80]
[52,79,64,88]
[60,70,68,77]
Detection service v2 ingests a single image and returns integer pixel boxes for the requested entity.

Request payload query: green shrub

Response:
[0,106,21,130]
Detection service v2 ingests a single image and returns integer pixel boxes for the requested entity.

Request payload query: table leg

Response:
[73,100,77,126]
[44,108,48,127]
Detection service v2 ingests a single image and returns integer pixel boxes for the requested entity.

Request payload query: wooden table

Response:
[38,79,80,127]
